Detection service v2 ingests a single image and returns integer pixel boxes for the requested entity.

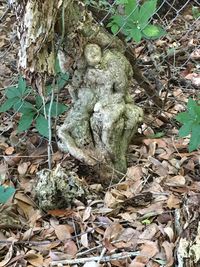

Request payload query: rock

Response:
[35,166,87,210]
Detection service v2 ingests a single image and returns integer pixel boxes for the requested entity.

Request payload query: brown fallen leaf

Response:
[129,241,158,266]
[0,245,13,267]
[83,261,100,267]
[167,194,180,209]
[18,161,30,175]
[81,233,89,248]
[26,252,44,267]
[3,153,21,166]
[139,224,158,240]
[165,175,186,187]
[83,206,92,222]
[138,202,164,216]
[54,224,73,241]
[63,240,77,258]
[162,241,174,267]
[47,209,76,217]
[164,226,174,243]
[5,146,14,155]
[104,223,123,242]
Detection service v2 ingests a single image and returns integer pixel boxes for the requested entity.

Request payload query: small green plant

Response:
[176,98,200,152]
[0,67,69,138]
[192,6,200,19]
[107,0,166,43]
[0,184,15,204]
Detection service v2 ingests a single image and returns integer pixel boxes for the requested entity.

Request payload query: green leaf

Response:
[142,219,151,225]
[128,27,142,43]
[116,0,128,4]
[55,57,62,74]
[0,185,15,204]
[45,102,68,117]
[189,124,200,152]
[111,24,119,34]
[17,111,36,132]
[13,101,35,113]
[142,24,166,39]
[5,86,21,98]
[109,15,125,28]
[36,115,49,138]
[138,0,157,26]
[18,76,27,96]
[125,0,137,16]
[57,72,69,90]
[187,98,199,117]
[149,132,165,138]
[0,97,19,112]
[179,121,193,137]
[129,7,140,22]
[175,112,192,124]
[192,6,200,19]
[35,95,43,109]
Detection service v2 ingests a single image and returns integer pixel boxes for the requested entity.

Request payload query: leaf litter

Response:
[0,2,200,267]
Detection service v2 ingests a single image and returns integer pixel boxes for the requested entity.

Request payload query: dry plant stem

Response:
[125,50,163,108]
[98,247,107,264]
[48,89,54,170]
[76,239,124,257]
[51,251,140,266]
[0,6,10,22]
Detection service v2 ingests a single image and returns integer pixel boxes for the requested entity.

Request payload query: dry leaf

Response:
[52,151,63,163]
[130,241,158,266]
[5,147,14,155]
[83,261,100,267]
[29,164,39,174]
[139,224,158,240]
[104,223,123,241]
[138,202,164,216]
[165,175,185,187]
[3,153,21,166]
[104,191,122,208]
[18,162,30,175]
[64,240,77,258]
[83,207,91,222]
[162,241,174,267]
[129,262,145,267]
[81,233,88,248]
[127,166,143,181]
[167,194,180,209]
[164,227,174,242]
[26,252,44,267]
[0,245,13,267]
[54,224,73,241]
[15,192,36,206]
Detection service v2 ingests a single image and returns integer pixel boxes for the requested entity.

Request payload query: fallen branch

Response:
[51,251,139,266]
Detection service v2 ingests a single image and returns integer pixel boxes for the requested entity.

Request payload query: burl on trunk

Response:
[58,29,143,179]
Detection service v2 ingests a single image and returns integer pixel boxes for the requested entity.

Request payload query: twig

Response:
[98,247,107,264]
[0,6,10,23]
[51,251,140,266]
[76,239,123,257]
[0,223,111,246]
[48,88,54,170]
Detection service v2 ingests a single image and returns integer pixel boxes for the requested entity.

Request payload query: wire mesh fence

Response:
[89,0,200,113]
[0,0,199,138]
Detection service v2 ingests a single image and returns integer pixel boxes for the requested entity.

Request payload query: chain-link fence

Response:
[0,0,199,138]
[88,0,200,115]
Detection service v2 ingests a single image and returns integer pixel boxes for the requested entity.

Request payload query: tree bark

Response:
[11,0,143,180]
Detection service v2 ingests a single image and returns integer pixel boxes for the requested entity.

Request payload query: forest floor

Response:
[0,1,200,267]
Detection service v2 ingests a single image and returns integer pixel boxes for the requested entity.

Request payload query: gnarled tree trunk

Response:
[11,0,143,180]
